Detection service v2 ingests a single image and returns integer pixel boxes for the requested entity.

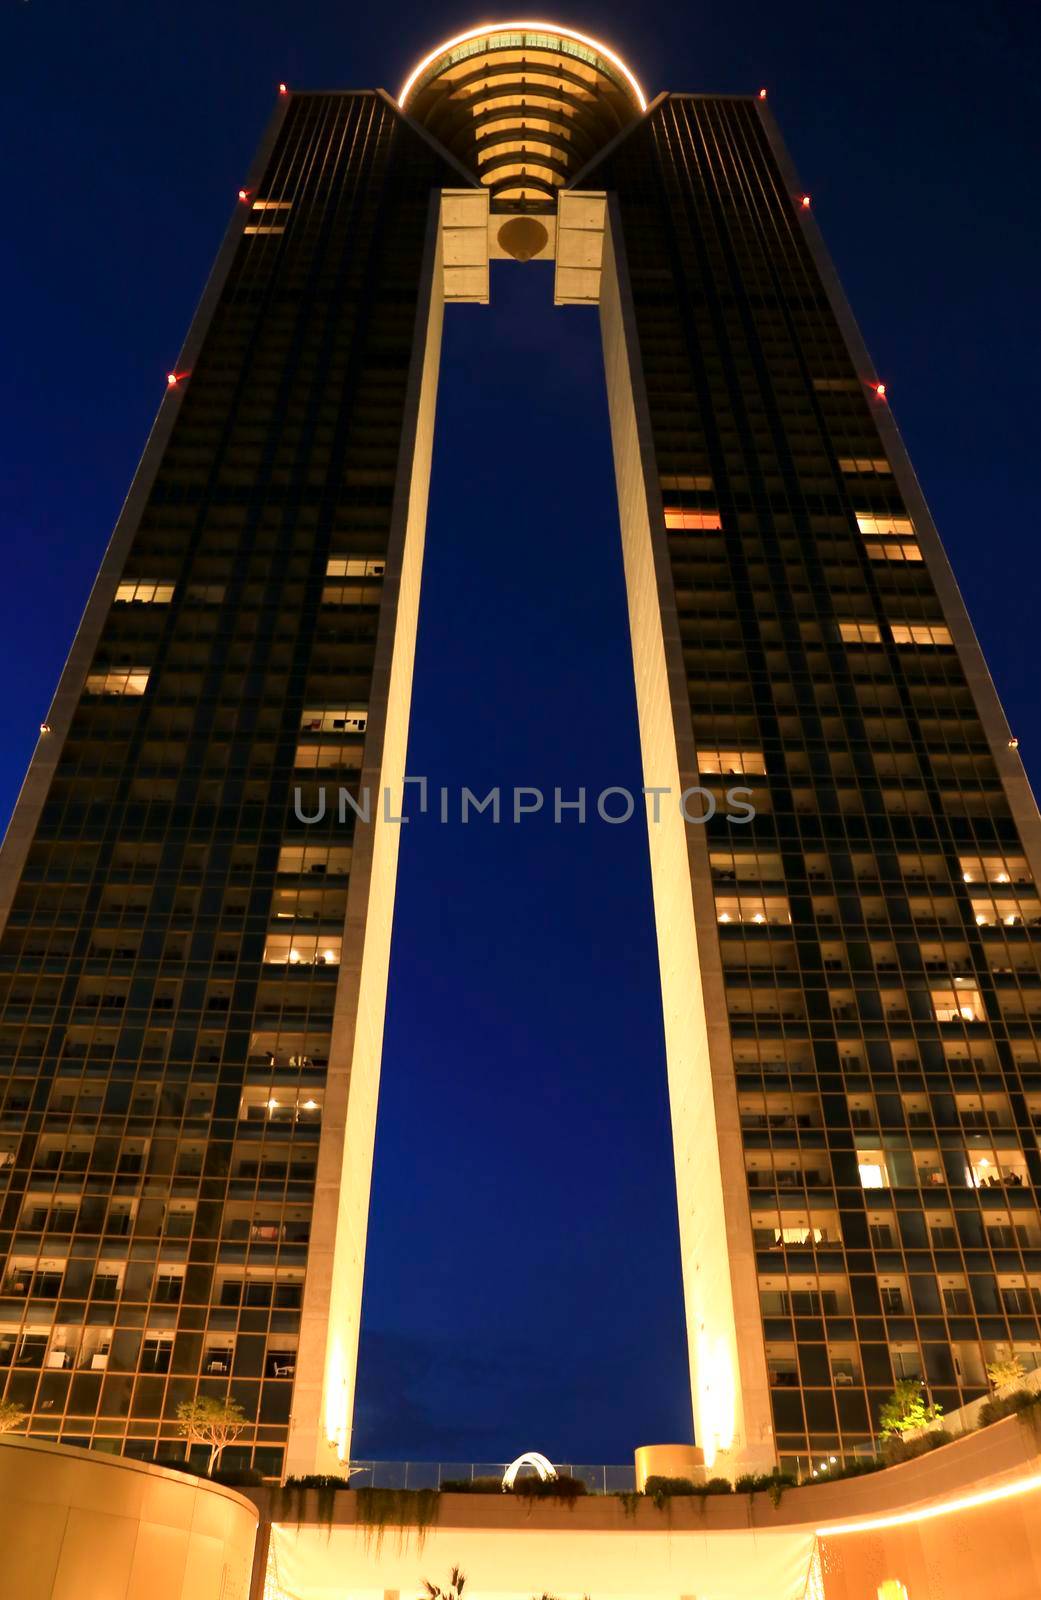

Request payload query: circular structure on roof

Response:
[399,22,645,213]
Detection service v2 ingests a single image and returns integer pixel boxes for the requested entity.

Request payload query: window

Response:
[932,984,986,1024]
[141,1336,172,1373]
[858,1154,889,1189]
[664,508,722,530]
[83,669,149,696]
[864,542,923,562]
[839,622,882,644]
[839,457,891,475]
[325,557,385,579]
[153,1273,183,1304]
[715,895,790,925]
[891,624,953,646]
[300,707,368,735]
[262,934,341,966]
[856,514,915,536]
[698,749,766,775]
[276,845,352,876]
[881,1286,906,1313]
[114,582,174,604]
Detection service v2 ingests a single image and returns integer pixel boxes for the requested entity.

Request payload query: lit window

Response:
[293,744,363,771]
[262,934,342,966]
[890,624,953,646]
[664,508,722,530]
[300,707,368,735]
[326,557,385,579]
[858,1155,888,1189]
[715,895,791,925]
[931,986,985,1024]
[856,514,915,536]
[839,622,883,644]
[698,749,766,775]
[83,670,149,696]
[251,199,293,210]
[864,542,923,562]
[114,582,175,605]
[838,457,892,474]
[244,225,285,235]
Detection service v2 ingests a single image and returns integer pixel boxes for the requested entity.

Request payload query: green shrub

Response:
[283,1474,354,1490]
[643,1475,697,1499]
[212,1466,264,1487]
[440,1477,502,1494]
[819,1458,885,1482]
[978,1390,1038,1428]
[510,1473,587,1501]
[701,1477,733,1495]
[881,1428,953,1465]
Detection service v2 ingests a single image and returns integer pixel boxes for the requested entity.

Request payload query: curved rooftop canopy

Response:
[399,22,646,213]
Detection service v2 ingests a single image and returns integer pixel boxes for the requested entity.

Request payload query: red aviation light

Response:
[758,87,768,100]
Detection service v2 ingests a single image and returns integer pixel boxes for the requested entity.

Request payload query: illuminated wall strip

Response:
[816,1469,1041,1538]
[398,20,648,109]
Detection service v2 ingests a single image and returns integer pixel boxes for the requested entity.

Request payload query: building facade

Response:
[2,27,1040,1481]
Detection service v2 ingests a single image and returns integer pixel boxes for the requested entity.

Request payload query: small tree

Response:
[175,1395,247,1474]
[0,1398,28,1433]
[878,1379,943,1438]
[424,1568,466,1600]
[987,1351,1026,1392]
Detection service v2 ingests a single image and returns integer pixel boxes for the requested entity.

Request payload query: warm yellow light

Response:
[817,1469,1041,1537]
[398,21,648,111]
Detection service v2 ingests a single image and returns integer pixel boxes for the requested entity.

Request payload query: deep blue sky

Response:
[3,1,1040,1465]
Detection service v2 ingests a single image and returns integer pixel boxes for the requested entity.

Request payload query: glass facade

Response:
[589,94,1041,1472]
[0,91,457,1477]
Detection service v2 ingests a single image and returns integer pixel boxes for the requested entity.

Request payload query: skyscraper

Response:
[2,24,1039,1483]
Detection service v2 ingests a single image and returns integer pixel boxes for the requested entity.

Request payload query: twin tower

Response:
[2,25,1039,1483]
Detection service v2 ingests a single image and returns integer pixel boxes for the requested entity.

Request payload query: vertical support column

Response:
[286,195,446,1474]
[598,195,775,1473]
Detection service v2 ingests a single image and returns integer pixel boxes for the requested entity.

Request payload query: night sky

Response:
[3,1,1040,1466]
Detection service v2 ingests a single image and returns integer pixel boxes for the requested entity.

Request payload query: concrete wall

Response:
[598,195,774,1473]
[0,1435,258,1600]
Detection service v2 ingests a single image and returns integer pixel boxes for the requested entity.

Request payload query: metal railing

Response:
[347,1461,636,1494]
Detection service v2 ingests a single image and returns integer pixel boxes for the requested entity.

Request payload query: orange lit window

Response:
[839,622,883,644]
[864,542,923,562]
[839,457,892,475]
[84,670,149,697]
[114,582,175,604]
[891,624,953,646]
[262,934,341,966]
[856,514,915,536]
[698,749,766,775]
[326,557,385,579]
[664,508,722,530]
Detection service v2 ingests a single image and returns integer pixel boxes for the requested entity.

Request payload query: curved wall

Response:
[0,1435,258,1600]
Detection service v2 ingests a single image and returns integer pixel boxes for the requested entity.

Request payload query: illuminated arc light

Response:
[502,1451,557,1489]
[397,21,648,111]
[816,1468,1041,1537]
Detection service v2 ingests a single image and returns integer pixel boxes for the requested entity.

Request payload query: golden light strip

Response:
[398,20,647,111]
[816,1470,1041,1538]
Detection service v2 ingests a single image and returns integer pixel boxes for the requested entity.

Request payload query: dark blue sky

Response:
[3,1,1040,1465]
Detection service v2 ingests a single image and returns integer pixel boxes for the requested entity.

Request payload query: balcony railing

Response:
[347,1461,636,1493]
